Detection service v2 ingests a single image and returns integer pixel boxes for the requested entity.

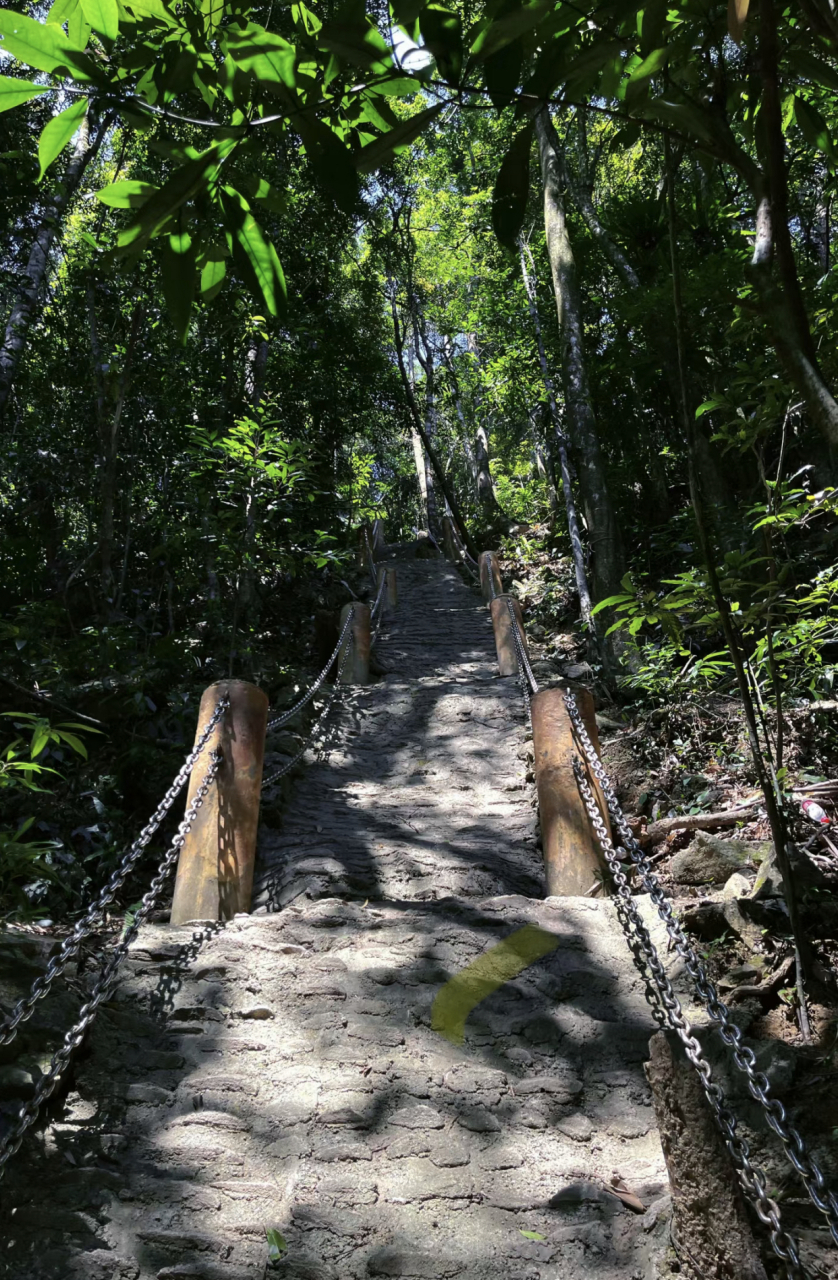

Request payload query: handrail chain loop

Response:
[0,696,229,1049]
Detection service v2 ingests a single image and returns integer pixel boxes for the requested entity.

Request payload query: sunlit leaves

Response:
[0,74,50,113]
[0,9,96,78]
[223,22,297,91]
[793,96,836,168]
[221,187,286,318]
[419,4,462,84]
[96,179,159,208]
[79,0,118,41]
[37,97,87,180]
[355,102,443,173]
[161,227,196,345]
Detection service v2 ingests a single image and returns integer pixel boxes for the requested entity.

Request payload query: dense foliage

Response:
[2,0,838,926]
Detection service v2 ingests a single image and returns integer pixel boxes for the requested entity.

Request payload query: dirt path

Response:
[2,553,671,1280]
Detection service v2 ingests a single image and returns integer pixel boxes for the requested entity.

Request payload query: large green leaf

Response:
[355,102,443,172]
[318,18,392,72]
[419,4,462,83]
[96,179,159,208]
[788,49,838,94]
[484,38,523,111]
[38,97,87,180]
[623,44,667,101]
[638,96,717,146]
[160,228,196,345]
[79,0,118,41]
[794,96,836,165]
[46,0,79,25]
[224,22,297,90]
[222,188,286,317]
[491,121,532,248]
[117,144,229,251]
[470,0,551,62]
[0,9,97,78]
[122,0,177,26]
[0,73,51,113]
[199,243,227,301]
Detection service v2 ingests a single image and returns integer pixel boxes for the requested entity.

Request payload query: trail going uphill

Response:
[3,552,673,1280]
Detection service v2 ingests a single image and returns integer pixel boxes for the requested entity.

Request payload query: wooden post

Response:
[490,595,526,677]
[371,518,385,553]
[442,516,457,561]
[170,680,268,925]
[531,687,610,896]
[377,566,397,617]
[479,550,502,602]
[338,602,371,684]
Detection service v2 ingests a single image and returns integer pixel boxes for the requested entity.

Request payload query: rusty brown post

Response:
[377,566,397,617]
[479,550,502,602]
[490,595,526,677]
[338,602,371,684]
[442,516,457,561]
[170,680,268,925]
[531,687,610,896]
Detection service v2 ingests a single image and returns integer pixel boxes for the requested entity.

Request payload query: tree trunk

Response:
[88,284,143,603]
[0,111,109,425]
[390,292,479,561]
[239,336,269,619]
[749,0,838,452]
[442,337,478,483]
[535,108,624,615]
[519,237,593,626]
[466,332,508,528]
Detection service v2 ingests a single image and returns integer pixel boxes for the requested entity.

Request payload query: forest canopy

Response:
[2,0,838,926]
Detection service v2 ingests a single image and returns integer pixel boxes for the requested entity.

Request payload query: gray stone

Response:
[671,834,771,885]
[0,1065,37,1099]
[238,1004,274,1019]
[367,1246,440,1277]
[722,872,752,900]
[456,1105,500,1132]
[556,1114,593,1142]
[389,1104,445,1129]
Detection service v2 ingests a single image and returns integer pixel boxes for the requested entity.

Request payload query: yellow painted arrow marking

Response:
[431,925,560,1045]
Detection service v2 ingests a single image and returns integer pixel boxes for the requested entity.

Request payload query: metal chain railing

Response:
[572,761,808,1279]
[449,520,479,578]
[266,608,356,733]
[506,597,538,729]
[0,697,229,1049]
[564,690,838,1257]
[0,747,223,1178]
[262,620,355,788]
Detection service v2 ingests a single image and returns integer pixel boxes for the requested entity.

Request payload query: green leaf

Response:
[591,593,634,614]
[794,96,835,164]
[638,97,718,146]
[491,122,532,248]
[118,144,229,251]
[484,38,523,112]
[96,179,159,208]
[56,729,88,758]
[519,1230,546,1241]
[222,189,286,317]
[46,0,79,25]
[266,1228,287,1266]
[318,18,392,72]
[419,4,462,83]
[788,49,838,94]
[30,726,51,759]
[471,0,551,61]
[355,102,443,173]
[161,227,196,344]
[200,246,227,301]
[224,22,297,90]
[79,0,118,40]
[38,97,87,180]
[0,9,97,78]
[0,73,51,113]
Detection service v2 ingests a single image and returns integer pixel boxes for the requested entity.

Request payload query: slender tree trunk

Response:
[519,237,593,625]
[88,285,143,602]
[748,0,838,452]
[466,332,508,527]
[411,428,430,527]
[239,336,269,619]
[535,108,624,615]
[0,112,110,424]
[442,337,478,483]
[390,293,479,561]
[666,136,813,1022]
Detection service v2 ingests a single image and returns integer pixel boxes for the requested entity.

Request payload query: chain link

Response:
[267,608,356,733]
[0,748,222,1178]
[263,634,354,788]
[0,697,229,1049]
[572,762,807,1278]
[564,690,838,1255]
